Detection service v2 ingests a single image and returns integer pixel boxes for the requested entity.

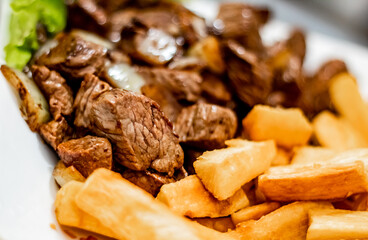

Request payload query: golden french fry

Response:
[291,146,337,165]
[312,111,368,150]
[193,217,235,233]
[54,181,118,239]
[258,160,368,201]
[74,169,236,240]
[231,202,281,225]
[272,148,292,166]
[53,161,85,187]
[330,72,368,142]
[307,209,368,240]
[194,139,276,200]
[234,201,333,240]
[242,105,312,148]
[157,175,249,218]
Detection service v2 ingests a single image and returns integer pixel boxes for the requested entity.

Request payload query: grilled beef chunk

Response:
[226,40,273,106]
[137,67,202,102]
[141,84,182,122]
[215,3,269,52]
[121,169,175,196]
[74,74,111,128]
[36,32,107,79]
[298,59,348,118]
[39,117,73,150]
[31,65,73,118]
[120,25,178,66]
[57,135,113,178]
[90,89,184,176]
[174,103,237,150]
[201,72,231,105]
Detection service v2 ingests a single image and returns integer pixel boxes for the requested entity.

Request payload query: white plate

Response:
[1,1,368,239]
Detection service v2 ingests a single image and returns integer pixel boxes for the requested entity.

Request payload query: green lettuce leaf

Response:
[4,0,66,69]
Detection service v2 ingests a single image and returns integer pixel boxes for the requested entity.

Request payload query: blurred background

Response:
[216,0,368,47]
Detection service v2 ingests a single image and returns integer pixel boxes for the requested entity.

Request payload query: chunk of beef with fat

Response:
[141,84,183,122]
[36,32,107,79]
[39,117,73,150]
[57,135,113,178]
[31,65,73,119]
[201,72,231,105]
[215,3,270,52]
[174,103,237,150]
[121,169,175,196]
[225,40,273,107]
[298,59,348,118]
[74,74,111,128]
[137,67,202,102]
[120,25,178,66]
[90,89,184,176]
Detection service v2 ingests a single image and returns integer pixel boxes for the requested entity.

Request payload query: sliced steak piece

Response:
[298,59,348,118]
[141,84,182,122]
[57,135,113,178]
[36,32,107,79]
[137,67,202,102]
[31,65,73,118]
[225,40,273,106]
[74,74,111,128]
[121,169,175,196]
[120,26,178,66]
[90,89,184,176]
[174,103,237,150]
[201,72,231,105]
[39,117,73,150]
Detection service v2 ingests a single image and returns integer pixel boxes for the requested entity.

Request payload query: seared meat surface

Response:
[74,74,111,128]
[121,169,175,196]
[57,135,113,178]
[39,117,73,150]
[175,103,237,150]
[31,65,73,118]
[90,89,184,176]
[36,32,107,79]
[137,67,202,102]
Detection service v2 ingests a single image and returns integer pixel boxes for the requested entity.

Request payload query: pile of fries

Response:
[55,72,368,239]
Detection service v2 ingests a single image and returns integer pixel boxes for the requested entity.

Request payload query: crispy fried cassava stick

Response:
[242,105,312,148]
[312,111,368,150]
[194,139,276,200]
[193,217,235,233]
[307,209,368,240]
[330,72,368,142]
[53,161,85,187]
[74,169,236,240]
[231,202,281,225]
[258,160,368,201]
[232,201,333,240]
[157,175,249,218]
[291,146,337,165]
[54,181,118,239]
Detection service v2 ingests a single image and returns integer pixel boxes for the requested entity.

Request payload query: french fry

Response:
[330,72,368,142]
[312,111,368,150]
[54,181,118,239]
[307,209,368,240]
[258,160,368,201]
[194,139,276,200]
[157,175,249,218]
[234,201,333,240]
[291,146,337,165]
[74,169,236,240]
[242,105,312,148]
[53,161,85,187]
[194,217,235,233]
[231,202,281,225]
[272,148,292,166]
